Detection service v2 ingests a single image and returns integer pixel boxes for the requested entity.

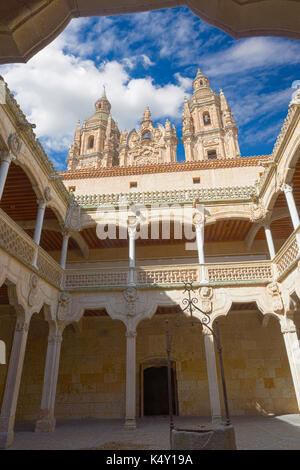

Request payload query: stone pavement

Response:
[5,414,300,450]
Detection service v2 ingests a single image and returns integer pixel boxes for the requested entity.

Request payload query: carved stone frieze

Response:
[57,292,71,321]
[266,282,284,314]
[28,274,39,307]
[7,133,21,157]
[199,286,213,314]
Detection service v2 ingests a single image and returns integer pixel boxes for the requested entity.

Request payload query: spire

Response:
[182,96,191,118]
[220,89,230,111]
[95,86,111,113]
[193,66,210,91]
[143,106,151,122]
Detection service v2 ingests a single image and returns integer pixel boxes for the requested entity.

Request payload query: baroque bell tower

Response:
[182,68,240,161]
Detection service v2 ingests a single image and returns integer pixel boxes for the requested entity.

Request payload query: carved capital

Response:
[202,325,213,336]
[0,150,14,164]
[193,211,205,227]
[281,183,293,194]
[126,328,137,338]
[16,318,29,332]
[48,332,63,344]
[281,325,297,335]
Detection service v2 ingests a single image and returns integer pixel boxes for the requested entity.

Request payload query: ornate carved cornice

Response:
[75,185,257,208]
[61,156,268,180]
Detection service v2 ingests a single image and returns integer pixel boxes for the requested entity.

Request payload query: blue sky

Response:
[1,7,300,169]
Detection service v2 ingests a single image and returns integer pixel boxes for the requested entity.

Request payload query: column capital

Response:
[0,151,15,164]
[126,328,136,338]
[36,199,47,209]
[48,332,63,344]
[193,211,205,228]
[15,317,29,332]
[127,215,137,237]
[281,183,293,194]
[202,325,213,336]
[281,325,297,335]
[61,227,71,238]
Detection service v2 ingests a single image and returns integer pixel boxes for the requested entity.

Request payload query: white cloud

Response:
[0,32,189,167]
[203,37,300,77]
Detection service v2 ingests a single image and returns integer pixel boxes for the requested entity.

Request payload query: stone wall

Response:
[218,312,298,415]
[55,317,126,420]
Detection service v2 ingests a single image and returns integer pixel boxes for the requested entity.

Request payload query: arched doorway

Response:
[141,360,178,416]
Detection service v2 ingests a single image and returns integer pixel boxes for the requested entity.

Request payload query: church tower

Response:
[182,68,240,161]
[67,89,120,170]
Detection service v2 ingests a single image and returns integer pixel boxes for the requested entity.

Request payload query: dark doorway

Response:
[143,366,176,416]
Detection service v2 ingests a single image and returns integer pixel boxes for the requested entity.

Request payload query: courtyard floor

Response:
[5,414,300,450]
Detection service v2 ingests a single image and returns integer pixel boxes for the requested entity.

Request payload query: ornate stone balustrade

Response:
[0,208,36,265]
[274,227,300,279]
[75,185,257,208]
[37,248,63,288]
[137,266,199,285]
[64,261,275,289]
[64,268,128,289]
[206,262,273,283]
[0,208,63,288]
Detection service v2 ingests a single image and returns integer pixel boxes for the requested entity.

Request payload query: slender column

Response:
[35,329,63,432]
[264,223,276,259]
[128,216,137,286]
[60,230,70,269]
[281,319,300,410]
[203,327,222,424]
[124,329,136,430]
[282,184,300,230]
[193,211,207,283]
[0,152,14,201]
[0,316,29,448]
[33,199,46,244]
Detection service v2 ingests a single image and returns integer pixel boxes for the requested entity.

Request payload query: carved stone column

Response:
[128,215,137,286]
[193,210,207,283]
[35,329,63,432]
[124,328,137,430]
[202,326,222,424]
[60,229,70,269]
[33,199,46,244]
[264,223,276,259]
[281,184,300,230]
[281,319,300,410]
[0,316,29,448]
[0,152,14,200]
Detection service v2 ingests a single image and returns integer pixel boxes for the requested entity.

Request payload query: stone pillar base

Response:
[0,430,14,449]
[124,418,136,430]
[35,410,56,432]
[211,415,222,425]
[171,424,236,450]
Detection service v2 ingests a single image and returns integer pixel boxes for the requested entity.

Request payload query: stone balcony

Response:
[0,207,299,292]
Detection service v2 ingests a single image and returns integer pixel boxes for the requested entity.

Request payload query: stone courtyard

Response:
[5,415,300,450]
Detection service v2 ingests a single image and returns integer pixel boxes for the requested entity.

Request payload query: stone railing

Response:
[64,260,275,289]
[75,185,257,208]
[37,248,64,288]
[205,261,273,283]
[0,208,63,288]
[274,227,300,279]
[0,208,36,266]
[64,267,129,289]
